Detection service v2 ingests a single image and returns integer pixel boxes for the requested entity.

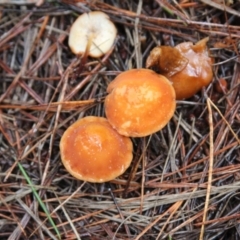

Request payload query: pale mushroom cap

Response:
[60,116,133,183]
[105,69,176,137]
[68,11,117,57]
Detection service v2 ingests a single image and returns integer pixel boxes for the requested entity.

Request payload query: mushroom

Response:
[215,78,228,93]
[146,46,189,76]
[146,38,213,100]
[60,116,133,183]
[105,69,176,137]
[68,11,117,58]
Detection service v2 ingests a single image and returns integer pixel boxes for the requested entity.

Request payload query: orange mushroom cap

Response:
[215,78,228,94]
[171,38,213,99]
[60,116,133,183]
[105,69,176,137]
[146,38,213,100]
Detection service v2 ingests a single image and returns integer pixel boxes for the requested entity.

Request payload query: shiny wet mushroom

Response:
[146,38,213,100]
[105,69,176,137]
[60,116,133,183]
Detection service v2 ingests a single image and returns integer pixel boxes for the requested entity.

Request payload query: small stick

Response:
[199,97,214,240]
[109,188,131,238]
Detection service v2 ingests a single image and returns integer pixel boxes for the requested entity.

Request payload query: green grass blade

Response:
[17,162,61,239]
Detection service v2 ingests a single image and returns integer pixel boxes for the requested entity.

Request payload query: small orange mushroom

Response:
[146,46,188,76]
[105,69,176,137]
[215,78,228,93]
[146,38,213,100]
[60,116,133,183]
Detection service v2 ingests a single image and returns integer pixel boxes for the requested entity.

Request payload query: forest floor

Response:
[0,0,239,239]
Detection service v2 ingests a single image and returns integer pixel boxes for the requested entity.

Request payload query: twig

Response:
[199,97,214,240]
[200,0,240,17]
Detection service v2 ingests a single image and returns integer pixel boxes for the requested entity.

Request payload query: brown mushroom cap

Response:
[146,38,213,100]
[105,69,176,137]
[170,38,213,99]
[146,46,188,76]
[68,11,117,58]
[60,116,133,183]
